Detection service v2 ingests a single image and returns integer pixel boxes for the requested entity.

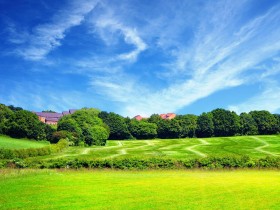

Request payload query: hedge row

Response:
[0,139,68,159]
[1,155,279,169]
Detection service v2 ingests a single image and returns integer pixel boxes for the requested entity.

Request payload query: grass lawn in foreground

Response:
[0,135,49,149]
[0,170,279,209]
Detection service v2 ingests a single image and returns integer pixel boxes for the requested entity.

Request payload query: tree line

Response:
[1,103,280,146]
[98,109,280,140]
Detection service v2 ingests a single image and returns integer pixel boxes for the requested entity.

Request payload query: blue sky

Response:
[1,0,280,117]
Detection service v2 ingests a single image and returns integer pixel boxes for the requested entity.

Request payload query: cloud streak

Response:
[92,6,147,62]
[89,1,280,116]
[229,80,280,114]
[11,0,98,61]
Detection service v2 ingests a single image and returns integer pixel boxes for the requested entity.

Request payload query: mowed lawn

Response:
[0,170,279,209]
[0,135,49,149]
[42,135,280,160]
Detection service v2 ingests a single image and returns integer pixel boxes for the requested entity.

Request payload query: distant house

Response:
[134,115,144,121]
[133,113,176,121]
[35,109,77,125]
[160,113,176,120]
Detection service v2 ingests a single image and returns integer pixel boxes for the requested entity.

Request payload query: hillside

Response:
[0,135,49,149]
[28,135,280,160]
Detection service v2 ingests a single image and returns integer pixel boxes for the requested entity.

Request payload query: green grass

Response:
[0,135,49,149]
[34,135,280,160]
[0,169,279,209]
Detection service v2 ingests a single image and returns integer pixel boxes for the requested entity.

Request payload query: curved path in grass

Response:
[185,139,210,157]
[250,136,279,156]
[105,141,151,159]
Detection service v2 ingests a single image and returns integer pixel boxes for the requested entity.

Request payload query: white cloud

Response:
[229,81,280,114]
[89,1,280,117]
[92,6,147,62]
[12,0,98,61]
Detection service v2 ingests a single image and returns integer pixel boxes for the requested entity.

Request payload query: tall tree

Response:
[211,108,240,137]
[0,104,13,134]
[99,111,131,140]
[58,108,109,146]
[196,112,214,137]
[250,111,278,134]
[129,120,157,139]
[157,119,181,139]
[7,110,46,140]
[239,112,258,135]
[273,114,280,134]
[176,114,198,138]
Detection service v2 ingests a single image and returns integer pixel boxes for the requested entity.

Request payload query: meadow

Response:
[35,135,280,160]
[0,135,49,149]
[0,169,279,209]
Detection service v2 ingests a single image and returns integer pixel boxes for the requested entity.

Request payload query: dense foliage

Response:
[128,120,157,139]
[0,104,54,141]
[99,111,131,139]
[57,108,109,146]
[1,156,279,169]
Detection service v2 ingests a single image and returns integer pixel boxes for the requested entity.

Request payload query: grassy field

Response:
[0,169,279,209]
[0,135,49,149]
[35,135,280,160]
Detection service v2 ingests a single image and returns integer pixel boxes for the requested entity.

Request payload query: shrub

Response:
[2,156,280,169]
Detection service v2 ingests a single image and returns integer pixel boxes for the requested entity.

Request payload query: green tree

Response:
[196,112,214,137]
[7,110,46,140]
[250,111,278,134]
[176,114,197,138]
[211,109,240,137]
[239,112,258,135]
[99,111,131,140]
[0,104,14,134]
[84,125,109,146]
[157,119,181,139]
[273,114,280,134]
[7,105,23,112]
[129,120,157,139]
[57,108,109,146]
[148,114,162,125]
[57,116,82,135]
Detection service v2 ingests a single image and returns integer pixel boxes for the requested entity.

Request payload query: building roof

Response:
[35,112,63,118]
[134,115,143,120]
[34,109,78,124]
[62,111,70,115]
[160,113,176,120]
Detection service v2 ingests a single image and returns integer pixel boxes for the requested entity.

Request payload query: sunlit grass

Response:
[32,135,280,160]
[0,169,279,209]
[0,135,49,149]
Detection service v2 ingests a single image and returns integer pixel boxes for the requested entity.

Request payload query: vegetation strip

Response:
[1,155,280,169]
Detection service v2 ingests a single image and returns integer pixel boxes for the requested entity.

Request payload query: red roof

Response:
[134,115,143,121]
[160,113,176,120]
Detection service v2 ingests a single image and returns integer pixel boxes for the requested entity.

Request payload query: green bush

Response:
[2,155,279,169]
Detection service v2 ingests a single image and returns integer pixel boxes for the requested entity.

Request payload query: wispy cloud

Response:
[91,4,147,62]
[229,80,280,114]
[89,1,280,116]
[10,0,98,61]
[4,0,280,117]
